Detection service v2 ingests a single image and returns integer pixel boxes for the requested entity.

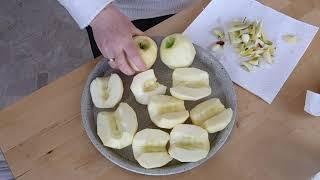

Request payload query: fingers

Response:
[124,40,146,71]
[100,39,116,58]
[101,40,145,75]
[102,49,118,69]
[115,51,135,75]
[108,60,118,69]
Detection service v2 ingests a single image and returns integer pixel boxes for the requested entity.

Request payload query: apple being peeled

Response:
[133,36,158,70]
[160,33,196,69]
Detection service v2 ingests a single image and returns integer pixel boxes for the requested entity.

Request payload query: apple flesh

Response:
[190,98,233,133]
[148,95,189,129]
[160,33,196,69]
[202,108,233,133]
[130,69,167,105]
[97,103,138,149]
[170,68,211,101]
[133,36,158,70]
[132,129,172,169]
[90,74,123,108]
[190,98,225,126]
[168,124,210,162]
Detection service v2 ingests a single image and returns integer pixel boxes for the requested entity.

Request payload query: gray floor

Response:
[0,0,93,179]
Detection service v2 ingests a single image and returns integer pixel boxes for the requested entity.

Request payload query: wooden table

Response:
[1,0,320,179]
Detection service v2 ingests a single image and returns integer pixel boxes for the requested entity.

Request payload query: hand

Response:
[90,4,146,75]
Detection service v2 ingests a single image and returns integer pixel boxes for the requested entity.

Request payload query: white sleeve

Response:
[57,0,113,29]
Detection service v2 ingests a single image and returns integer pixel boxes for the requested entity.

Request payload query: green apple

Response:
[133,36,158,70]
[160,33,196,69]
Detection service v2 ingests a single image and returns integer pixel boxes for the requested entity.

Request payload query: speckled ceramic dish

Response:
[81,37,237,176]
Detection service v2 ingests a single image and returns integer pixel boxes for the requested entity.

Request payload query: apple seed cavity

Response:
[138,40,150,50]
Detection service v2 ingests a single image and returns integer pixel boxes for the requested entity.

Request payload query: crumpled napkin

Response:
[304,90,320,117]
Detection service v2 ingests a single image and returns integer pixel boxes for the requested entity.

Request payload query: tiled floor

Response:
[0,0,93,179]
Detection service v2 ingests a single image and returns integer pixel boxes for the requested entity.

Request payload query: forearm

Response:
[57,0,146,75]
[57,0,113,29]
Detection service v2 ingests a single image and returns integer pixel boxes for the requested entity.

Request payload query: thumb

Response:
[108,60,118,69]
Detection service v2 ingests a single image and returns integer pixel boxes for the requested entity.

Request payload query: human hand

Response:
[90,4,146,75]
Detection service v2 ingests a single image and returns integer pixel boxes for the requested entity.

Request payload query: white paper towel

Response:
[304,90,320,117]
[184,0,319,104]
[312,171,320,180]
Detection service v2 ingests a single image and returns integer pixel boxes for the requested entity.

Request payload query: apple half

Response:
[148,95,189,129]
[90,74,123,108]
[97,103,138,149]
[130,69,167,105]
[132,129,172,169]
[160,33,196,69]
[190,98,233,133]
[168,124,210,162]
[202,108,233,133]
[133,36,158,70]
[170,67,212,101]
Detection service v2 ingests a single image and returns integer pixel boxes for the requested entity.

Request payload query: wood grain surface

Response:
[0,0,320,179]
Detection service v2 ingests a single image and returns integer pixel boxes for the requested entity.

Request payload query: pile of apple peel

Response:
[211,18,276,72]
[89,33,234,169]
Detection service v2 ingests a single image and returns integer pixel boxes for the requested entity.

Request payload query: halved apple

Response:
[170,68,211,101]
[97,103,138,149]
[148,95,189,129]
[160,33,196,69]
[132,129,172,169]
[190,98,225,126]
[190,98,233,133]
[168,124,210,162]
[130,69,167,105]
[133,36,158,70]
[202,108,233,133]
[90,74,123,108]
